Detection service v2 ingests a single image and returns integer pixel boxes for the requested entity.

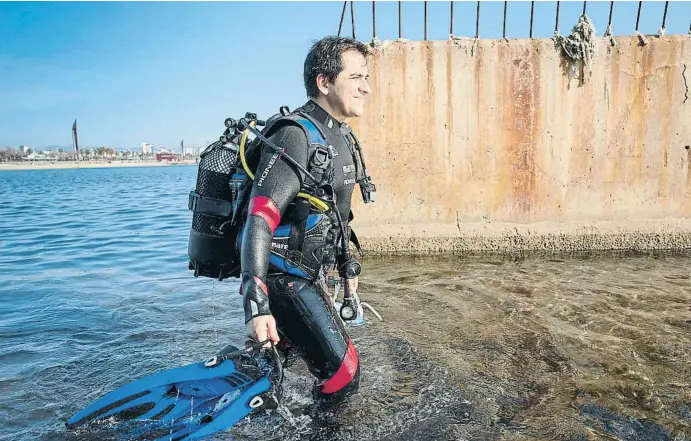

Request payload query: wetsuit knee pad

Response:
[267,274,360,399]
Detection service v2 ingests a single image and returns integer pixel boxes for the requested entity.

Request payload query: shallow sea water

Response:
[0,166,689,441]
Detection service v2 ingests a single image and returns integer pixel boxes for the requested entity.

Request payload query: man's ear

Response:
[316,73,330,96]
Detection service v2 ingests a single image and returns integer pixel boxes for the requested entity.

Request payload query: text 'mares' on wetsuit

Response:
[239,100,362,400]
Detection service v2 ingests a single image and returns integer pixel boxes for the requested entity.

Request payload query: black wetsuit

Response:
[239,100,361,400]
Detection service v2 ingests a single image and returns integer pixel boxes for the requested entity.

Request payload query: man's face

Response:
[325,50,371,119]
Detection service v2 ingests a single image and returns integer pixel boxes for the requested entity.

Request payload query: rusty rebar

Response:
[530,1,535,38]
[608,1,614,27]
[555,1,560,35]
[424,1,428,41]
[503,1,508,39]
[350,1,355,39]
[636,1,642,32]
[450,1,454,36]
[372,1,376,39]
[398,1,402,39]
[475,1,480,38]
[338,1,347,37]
[661,1,669,31]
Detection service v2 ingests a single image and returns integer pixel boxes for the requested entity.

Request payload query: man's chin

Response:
[347,108,365,118]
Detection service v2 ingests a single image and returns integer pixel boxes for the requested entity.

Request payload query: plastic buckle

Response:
[360,181,376,204]
[313,146,331,167]
[188,192,199,212]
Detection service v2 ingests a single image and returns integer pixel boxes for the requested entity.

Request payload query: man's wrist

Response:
[241,274,271,323]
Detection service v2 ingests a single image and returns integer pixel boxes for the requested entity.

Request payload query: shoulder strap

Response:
[279,113,335,187]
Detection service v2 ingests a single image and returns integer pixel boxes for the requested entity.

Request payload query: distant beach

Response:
[0,160,198,172]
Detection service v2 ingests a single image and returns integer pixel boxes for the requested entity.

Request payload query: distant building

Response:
[25,152,48,161]
[156,152,178,162]
[184,147,195,156]
[141,142,154,154]
[21,145,30,153]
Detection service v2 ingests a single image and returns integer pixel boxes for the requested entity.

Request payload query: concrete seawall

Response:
[348,35,691,254]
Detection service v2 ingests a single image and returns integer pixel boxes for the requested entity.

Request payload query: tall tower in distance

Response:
[72,119,79,160]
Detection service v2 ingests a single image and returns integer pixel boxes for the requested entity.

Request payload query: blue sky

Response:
[1,1,689,151]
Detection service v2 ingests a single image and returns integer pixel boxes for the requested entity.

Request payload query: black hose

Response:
[332,198,352,287]
[348,131,371,181]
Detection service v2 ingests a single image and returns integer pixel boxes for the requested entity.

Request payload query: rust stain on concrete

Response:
[507,44,540,221]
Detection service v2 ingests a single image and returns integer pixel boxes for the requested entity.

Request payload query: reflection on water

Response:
[1,167,689,441]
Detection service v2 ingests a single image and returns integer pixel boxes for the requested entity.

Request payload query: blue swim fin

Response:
[66,341,283,441]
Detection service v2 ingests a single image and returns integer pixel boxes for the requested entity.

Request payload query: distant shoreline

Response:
[0,160,198,172]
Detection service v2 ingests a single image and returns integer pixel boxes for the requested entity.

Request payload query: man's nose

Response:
[360,80,371,95]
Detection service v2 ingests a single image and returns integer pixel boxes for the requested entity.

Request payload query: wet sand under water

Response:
[228,251,691,441]
[54,251,691,441]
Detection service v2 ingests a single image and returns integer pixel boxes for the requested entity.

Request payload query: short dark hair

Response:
[303,36,371,99]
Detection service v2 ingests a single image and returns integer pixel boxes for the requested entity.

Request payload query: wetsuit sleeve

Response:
[239,122,309,324]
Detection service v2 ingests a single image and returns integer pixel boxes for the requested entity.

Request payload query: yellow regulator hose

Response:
[239,122,328,212]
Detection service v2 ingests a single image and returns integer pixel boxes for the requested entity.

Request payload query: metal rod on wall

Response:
[555,1,560,35]
[338,1,347,37]
[350,1,355,39]
[424,1,428,41]
[398,1,402,39]
[636,1,642,32]
[372,1,376,39]
[530,1,535,38]
[661,1,669,31]
[583,1,587,15]
[607,1,614,28]
[475,1,480,38]
[450,1,454,36]
[503,1,508,39]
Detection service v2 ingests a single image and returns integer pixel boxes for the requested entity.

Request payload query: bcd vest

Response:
[187,108,368,281]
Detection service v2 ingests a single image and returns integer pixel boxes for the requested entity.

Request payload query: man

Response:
[239,36,373,402]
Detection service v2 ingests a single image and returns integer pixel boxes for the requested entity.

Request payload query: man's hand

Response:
[247,315,280,349]
[342,276,358,295]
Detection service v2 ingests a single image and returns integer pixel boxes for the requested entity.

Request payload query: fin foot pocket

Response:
[216,344,241,356]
